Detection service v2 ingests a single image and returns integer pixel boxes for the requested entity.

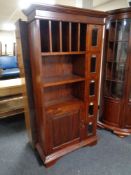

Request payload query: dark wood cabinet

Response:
[98,8,131,137]
[17,4,105,167]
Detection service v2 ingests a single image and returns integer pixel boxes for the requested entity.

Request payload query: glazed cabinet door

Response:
[124,21,131,128]
[46,106,81,153]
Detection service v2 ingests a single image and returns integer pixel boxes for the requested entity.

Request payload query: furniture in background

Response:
[18,4,106,167]
[98,8,131,137]
[0,42,16,56]
[0,56,20,79]
[0,78,24,118]
[0,44,24,118]
[15,20,36,145]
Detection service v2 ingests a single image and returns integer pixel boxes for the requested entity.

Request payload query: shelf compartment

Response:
[42,54,85,86]
[80,23,87,51]
[71,23,79,51]
[44,74,85,87]
[40,20,51,52]
[62,22,70,52]
[89,80,95,96]
[45,96,82,107]
[44,82,85,107]
[51,21,60,52]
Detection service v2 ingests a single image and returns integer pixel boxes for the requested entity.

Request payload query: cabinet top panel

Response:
[108,7,131,15]
[23,3,107,24]
[107,7,131,20]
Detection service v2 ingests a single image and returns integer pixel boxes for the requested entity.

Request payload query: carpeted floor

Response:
[0,116,131,175]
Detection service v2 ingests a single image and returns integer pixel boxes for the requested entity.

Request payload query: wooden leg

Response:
[113,131,127,138]
[45,159,58,168]
[88,140,97,146]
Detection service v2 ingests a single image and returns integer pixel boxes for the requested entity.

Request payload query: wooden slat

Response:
[41,51,85,56]
[49,20,52,52]
[59,21,62,52]
[69,22,72,52]
[78,23,80,51]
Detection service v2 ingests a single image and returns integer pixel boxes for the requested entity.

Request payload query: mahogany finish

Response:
[98,7,131,137]
[20,4,105,167]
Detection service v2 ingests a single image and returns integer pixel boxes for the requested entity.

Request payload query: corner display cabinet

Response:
[98,8,131,137]
[17,4,106,167]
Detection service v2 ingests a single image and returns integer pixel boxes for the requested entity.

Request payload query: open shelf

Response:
[42,54,85,87]
[41,51,85,56]
[45,96,82,107]
[106,79,123,83]
[44,82,85,107]
[44,74,85,87]
[51,21,60,52]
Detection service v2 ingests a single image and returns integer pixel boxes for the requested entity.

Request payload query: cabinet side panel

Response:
[16,20,36,145]
[28,20,47,153]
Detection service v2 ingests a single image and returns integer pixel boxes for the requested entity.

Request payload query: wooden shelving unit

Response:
[19,4,105,167]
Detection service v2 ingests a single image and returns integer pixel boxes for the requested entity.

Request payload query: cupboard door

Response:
[87,25,103,52]
[124,78,131,128]
[124,104,131,128]
[46,108,81,153]
[124,54,131,128]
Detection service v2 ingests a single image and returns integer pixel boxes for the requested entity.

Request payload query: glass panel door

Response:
[105,19,130,99]
[116,20,130,41]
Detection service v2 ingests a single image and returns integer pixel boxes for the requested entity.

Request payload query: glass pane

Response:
[116,21,123,41]
[90,80,95,96]
[114,42,128,62]
[129,87,131,102]
[106,62,112,79]
[108,21,116,41]
[87,122,93,136]
[105,80,111,97]
[112,63,125,81]
[111,82,123,98]
[107,42,114,60]
[116,20,130,41]
[122,20,130,41]
[92,28,98,46]
[119,42,128,62]
[90,55,96,73]
[88,103,94,116]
